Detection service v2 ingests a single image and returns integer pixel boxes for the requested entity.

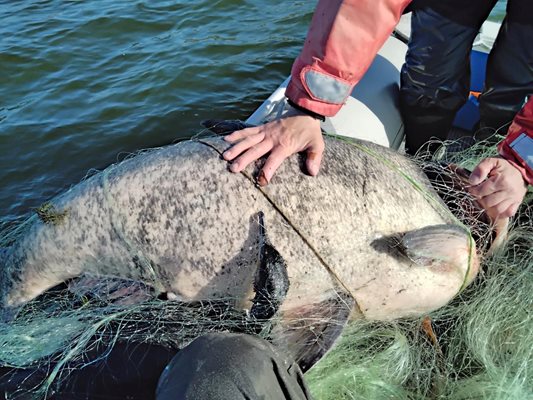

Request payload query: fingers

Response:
[469,176,517,221]
[222,115,324,184]
[228,140,273,173]
[481,198,514,221]
[305,139,324,176]
[468,179,498,199]
[222,128,269,173]
[222,132,264,161]
[477,190,507,209]
[258,147,293,186]
[224,126,261,143]
[469,158,499,185]
[501,202,520,218]
[486,197,520,219]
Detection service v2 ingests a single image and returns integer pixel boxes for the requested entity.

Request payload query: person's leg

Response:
[400,0,498,155]
[156,332,313,400]
[478,0,533,134]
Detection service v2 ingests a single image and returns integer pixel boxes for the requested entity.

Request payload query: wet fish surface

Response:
[0,135,478,367]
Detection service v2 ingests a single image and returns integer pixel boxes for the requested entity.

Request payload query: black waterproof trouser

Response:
[400,0,533,154]
[157,333,313,400]
[0,333,312,400]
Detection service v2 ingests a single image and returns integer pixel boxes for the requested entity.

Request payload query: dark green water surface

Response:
[0,0,316,223]
[0,1,505,225]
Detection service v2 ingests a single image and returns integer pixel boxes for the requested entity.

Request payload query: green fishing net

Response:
[0,135,531,399]
[308,136,532,399]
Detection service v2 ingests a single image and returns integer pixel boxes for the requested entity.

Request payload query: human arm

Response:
[224,0,412,185]
[468,97,533,219]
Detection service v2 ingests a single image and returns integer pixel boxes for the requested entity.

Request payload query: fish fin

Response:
[399,224,479,287]
[271,290,354,373]
[201,119,255,136]
[250,211,289,321]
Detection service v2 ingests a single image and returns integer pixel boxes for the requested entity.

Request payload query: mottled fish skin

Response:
[0,136,478,322]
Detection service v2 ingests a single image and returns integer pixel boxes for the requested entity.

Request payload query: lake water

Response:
[0,0,506,226]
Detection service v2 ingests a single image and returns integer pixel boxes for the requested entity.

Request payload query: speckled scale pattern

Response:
[1,136,474,322]
[257,137,468,320]
[1,138,336,308]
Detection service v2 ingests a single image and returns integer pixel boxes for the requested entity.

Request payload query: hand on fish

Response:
[223,114,323,186]
[468,157,528,220]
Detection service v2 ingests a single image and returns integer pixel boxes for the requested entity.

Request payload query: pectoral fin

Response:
[250,212,289,321]
[270,291,355,373]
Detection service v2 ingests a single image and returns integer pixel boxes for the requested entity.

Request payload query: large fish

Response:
[0,133,479,369]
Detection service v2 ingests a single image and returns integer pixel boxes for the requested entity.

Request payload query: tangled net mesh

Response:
[0,133,531,399]
[308,135,533,399]
[307,224,532,399]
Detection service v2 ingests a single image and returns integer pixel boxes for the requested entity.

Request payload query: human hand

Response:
[468,157,528,220]
[222,114,324,186]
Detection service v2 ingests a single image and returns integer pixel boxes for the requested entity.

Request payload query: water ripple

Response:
[0,0,506,221]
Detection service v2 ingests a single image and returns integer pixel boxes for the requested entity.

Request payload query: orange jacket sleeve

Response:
[498,97,533,186]
[285,0,412,117]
